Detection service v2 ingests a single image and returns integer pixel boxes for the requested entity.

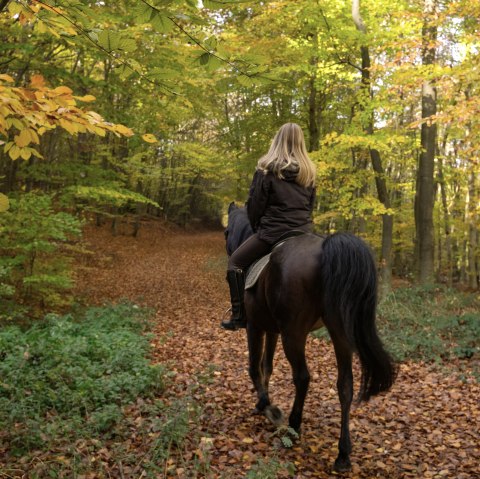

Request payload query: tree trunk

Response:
[414,0,438,285]
[467,171,478,289]
[308,74,320,152]
[352,0,393,295]
[437,156,452,285]
[307,31,320,153]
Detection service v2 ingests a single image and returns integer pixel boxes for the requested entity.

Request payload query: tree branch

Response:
[31,0,180,95]
[319,5,362,72]
[140,0,276,82]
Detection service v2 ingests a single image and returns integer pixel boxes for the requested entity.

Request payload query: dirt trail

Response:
[76,222,479,479]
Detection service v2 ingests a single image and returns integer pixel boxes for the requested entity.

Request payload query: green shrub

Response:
[377,286,480,365]
[0,303,166,454]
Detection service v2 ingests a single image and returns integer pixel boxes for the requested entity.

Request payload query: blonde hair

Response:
[257,123,316,188]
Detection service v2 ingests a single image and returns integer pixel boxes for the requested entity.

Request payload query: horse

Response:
[224,201,253,256]
[225,203,397,472]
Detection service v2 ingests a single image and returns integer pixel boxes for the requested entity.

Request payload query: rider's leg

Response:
[221,234,270,330]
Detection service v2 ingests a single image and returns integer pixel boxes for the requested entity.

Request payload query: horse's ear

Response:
[228,201,237,213]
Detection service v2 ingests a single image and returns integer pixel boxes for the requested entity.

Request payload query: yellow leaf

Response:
[59,119,79,135]
[113,124,134,136]
[37,99,58,112]
[30,75,46,89]
[75,94,96,102]
[29,129,40,144]
[53,86,73,95]
[0,193,9,213]
[92,126,107,137]
[14,129,32,147]
[20,148,31,160]
[241,437,254,444]
[9,145,21,160]
[30,148,44,159]
[142,133,158,143]
[0,74,14,83]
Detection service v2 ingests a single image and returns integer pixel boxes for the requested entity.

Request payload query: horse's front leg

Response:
[282,333,310,433]
[247,325,270,413]
[332,340,353,472]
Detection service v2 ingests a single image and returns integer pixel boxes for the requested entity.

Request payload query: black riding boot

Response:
[221,269,247,330]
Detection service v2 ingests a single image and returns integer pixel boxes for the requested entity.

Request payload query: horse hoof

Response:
[333,457,352,473]
[265,405,284,426]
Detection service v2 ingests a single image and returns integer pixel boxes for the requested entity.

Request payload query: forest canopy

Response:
[1,0,479,307]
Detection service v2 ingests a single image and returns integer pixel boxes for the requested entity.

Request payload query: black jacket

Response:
[246,168,316,244]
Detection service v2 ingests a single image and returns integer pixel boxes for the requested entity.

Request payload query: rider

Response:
[221,122,317,331]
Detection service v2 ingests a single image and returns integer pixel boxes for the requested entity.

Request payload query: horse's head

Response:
[225,202,253,256]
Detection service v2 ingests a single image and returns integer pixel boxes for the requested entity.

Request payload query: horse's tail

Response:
[320,233,397,401]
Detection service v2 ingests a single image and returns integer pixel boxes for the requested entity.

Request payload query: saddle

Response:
[245,230,305,290]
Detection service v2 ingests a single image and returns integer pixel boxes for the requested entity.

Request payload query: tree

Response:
[351,0,394,294]
[414,0,438,284]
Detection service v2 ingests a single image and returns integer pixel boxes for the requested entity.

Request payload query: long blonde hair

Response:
[257,123,316,188]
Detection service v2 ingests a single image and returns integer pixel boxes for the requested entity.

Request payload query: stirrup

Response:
[220,308,246,330]
[221,318,247,330]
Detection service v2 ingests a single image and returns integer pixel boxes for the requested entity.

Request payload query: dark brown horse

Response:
[225,204,397,472]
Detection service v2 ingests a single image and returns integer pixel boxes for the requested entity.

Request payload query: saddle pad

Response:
[245,254,271,290]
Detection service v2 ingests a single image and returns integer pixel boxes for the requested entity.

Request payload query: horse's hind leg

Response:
[247,326,270,413]
[331,338,353,472]
[282,332,310,433]
[262,332,278,395]
[263,332,283,425]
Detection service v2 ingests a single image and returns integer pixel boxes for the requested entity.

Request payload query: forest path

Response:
[76,222,479,479]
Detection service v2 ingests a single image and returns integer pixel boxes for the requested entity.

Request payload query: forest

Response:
[0,1,479,478]
[1,0,479,299]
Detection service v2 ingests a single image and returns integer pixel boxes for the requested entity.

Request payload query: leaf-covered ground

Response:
[75,222,479,478]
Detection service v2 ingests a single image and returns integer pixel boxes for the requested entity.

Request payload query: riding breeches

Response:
[227,233,271,271]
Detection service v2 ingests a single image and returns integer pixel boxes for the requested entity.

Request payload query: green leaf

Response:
[118,37,137,53]
[150,13,174,33]
[97,30,121,52]
[133,3,155,23]
[237,74,255,88]
[199,52,210,66]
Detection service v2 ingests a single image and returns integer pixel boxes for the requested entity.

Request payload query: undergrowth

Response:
[0,303,209,477]
[377,286,479,368]
[313,285,479,379]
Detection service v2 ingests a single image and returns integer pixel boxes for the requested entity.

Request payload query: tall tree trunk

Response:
[437,156,452,285]
[307,32,320,152]
[467,171,478,289]
[308,74,320,152]
[352,0,393,295]
[414,0,438,284]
